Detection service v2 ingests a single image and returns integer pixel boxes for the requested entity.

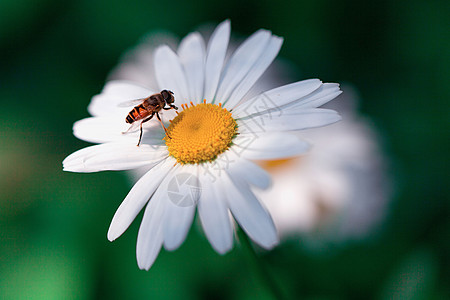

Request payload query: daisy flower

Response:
[63,20,342,270]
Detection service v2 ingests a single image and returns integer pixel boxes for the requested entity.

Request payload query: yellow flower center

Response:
[164,101,238,164]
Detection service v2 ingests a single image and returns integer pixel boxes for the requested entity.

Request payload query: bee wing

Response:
[117,98,147,107]
[122,119,142,134]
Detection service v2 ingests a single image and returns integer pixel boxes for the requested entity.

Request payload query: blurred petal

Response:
[107,32,178,90]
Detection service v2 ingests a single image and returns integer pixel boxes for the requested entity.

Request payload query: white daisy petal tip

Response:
[244,232,279,251]
[107,225,124,242]
[107,216,129,242]
[220,18,231,28]
[213,241,234,255]
[106,230,116,242]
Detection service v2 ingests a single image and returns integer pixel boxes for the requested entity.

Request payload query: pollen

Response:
[164,101,238,164]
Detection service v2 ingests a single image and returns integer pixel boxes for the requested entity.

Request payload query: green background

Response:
[0,0,448,299]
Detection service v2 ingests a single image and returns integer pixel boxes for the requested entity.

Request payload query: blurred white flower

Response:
[63,20,342,269]
[255,86,391,243]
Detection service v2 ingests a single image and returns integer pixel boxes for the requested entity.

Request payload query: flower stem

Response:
[237,227,289,300]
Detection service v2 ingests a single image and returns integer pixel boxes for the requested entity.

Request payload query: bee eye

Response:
[160,90,168,100]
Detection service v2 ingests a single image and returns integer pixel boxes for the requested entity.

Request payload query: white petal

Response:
[136,182,167,270]
[233,132,310,160]
[107,32,178,91]
[223,173,278,249]
[224,154,271,189]
[204,20,230,102]
[107,158,174,241]
[63,142,168,173]
[88,81,154,117]
[234,82,342,121]
[178,32,206,102]
[73,116,132,143]
[197,167,233,254]
[154,45,190,104]
[163,203,195,251]
[290,83,342,109]
[73,117,127,143]
[73,116,167,145]
[137,225,163,271]
[232,79,323,118]
[239,108,342,133]
[223,36,283,110]
[215,29,271,103]
[163,165,199,251]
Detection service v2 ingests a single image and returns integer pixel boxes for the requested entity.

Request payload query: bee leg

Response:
[137,113,155,146]
[163,104,178,110]
[156,112,171,138]
[137,123,145,146]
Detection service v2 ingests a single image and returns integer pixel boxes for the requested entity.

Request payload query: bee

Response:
[121,90,178,146]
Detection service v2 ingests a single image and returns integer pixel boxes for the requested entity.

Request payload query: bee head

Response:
[161,90,175,104]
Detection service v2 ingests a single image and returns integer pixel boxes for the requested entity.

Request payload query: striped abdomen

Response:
[126,104,151,124]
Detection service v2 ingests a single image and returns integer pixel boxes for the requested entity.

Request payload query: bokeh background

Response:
[1,0,448,299]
